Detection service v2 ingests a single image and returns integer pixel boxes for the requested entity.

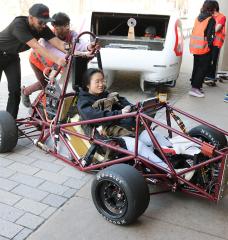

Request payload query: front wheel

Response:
[91,164,150,225]
[0,111,18,153]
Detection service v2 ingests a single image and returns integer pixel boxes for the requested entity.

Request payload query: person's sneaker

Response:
[21,87,31,108]
[188,88,205,98]
[224,94,228,103]
[204,77,217,86]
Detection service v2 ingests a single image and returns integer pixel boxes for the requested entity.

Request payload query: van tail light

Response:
[174,20,183,56]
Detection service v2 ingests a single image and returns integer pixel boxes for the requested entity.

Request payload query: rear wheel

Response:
[188,124,227,193]
[91,164,150,225]
[0,111,18,153]
[188,124,227,149]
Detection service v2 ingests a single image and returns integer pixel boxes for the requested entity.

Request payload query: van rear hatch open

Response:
[91,12,170,51]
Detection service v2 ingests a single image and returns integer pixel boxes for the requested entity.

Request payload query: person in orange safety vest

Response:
[189,1,216,98]
[204,1,226,86]
[22,12,98,107]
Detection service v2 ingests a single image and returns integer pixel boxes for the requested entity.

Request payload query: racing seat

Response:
[71,55,89,92]
[66,114,105,165]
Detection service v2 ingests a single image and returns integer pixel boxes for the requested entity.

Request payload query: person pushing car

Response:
[0,4,68,119]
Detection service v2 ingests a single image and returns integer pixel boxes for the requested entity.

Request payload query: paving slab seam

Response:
[12,194,81,240]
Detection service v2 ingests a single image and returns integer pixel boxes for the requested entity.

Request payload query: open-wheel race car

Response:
[0,31,227,225]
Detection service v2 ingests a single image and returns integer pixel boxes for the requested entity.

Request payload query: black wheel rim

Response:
[96,180,128,219]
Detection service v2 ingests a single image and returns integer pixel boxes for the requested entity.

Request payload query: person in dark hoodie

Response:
[77,68,172,169]
[204,1,226,86]
[189,1,216,98]
[77,68,134,131]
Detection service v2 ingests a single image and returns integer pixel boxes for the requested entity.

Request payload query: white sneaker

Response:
[189,88,205,98]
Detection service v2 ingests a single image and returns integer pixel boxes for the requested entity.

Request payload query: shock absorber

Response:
[170,110,187,134]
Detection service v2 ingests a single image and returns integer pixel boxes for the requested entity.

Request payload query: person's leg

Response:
[122,136,169,169]
[189,53,211,97]
[191,54,203,89]
[205,46,220,79]
[139,129,172,147]
[190,54,198,84]
[4,55,21,119]
[199,52,211,87]
[23,63,46,96]
[22,63,47,107]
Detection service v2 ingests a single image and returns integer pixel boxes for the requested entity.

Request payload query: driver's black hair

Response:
[82,68,104,92]
[51,12,70,27]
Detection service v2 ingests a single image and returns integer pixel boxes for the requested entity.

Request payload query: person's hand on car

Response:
[87,42,100,53]
[121,105,131,114]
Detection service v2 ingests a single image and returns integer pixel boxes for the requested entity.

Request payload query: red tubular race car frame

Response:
[16,32,228,204]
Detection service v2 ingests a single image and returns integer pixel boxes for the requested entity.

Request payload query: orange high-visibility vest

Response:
[213,13,226,48]
[29,51,53,72]
[29,30,73,71]
[190,17,211,55]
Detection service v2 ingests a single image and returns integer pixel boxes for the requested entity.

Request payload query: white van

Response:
[89,11,183,92]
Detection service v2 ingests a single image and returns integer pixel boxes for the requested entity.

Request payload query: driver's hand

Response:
[56,58,67,67]
[121,105,131,114]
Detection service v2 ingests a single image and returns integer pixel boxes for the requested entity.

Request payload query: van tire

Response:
[0,111,18,153]
[91,164,150,225]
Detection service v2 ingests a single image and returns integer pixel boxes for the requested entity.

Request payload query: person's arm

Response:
[12,20,66,66]
[48,37,67,53]
[118,96,132,107]
[78,101,122,121]
[215,16,226,32]
[205,17,216,48]
[26,38,66,66]
[215,24,223,32]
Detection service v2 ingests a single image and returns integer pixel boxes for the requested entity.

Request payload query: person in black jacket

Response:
[77,69,134,130]
[0,4,97,118]
[77,68,172,169]
[0,4,67,118]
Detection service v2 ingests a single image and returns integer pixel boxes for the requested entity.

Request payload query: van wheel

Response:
[188,124,227,149]
[0,111,18,153]
[91,164,150,225]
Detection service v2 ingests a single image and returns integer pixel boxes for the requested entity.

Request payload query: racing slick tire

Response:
[188,124,227,149]
[0,111,18,153]
[91,163,150,225]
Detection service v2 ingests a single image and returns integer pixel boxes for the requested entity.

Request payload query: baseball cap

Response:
[29,4,54,23]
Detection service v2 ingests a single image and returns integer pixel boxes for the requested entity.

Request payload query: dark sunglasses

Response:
[38,20,47,26]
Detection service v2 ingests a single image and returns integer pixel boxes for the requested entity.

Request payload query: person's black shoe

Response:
[21,87,32,108]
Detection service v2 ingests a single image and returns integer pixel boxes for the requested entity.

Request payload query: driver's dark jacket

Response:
[77,89,135,129]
